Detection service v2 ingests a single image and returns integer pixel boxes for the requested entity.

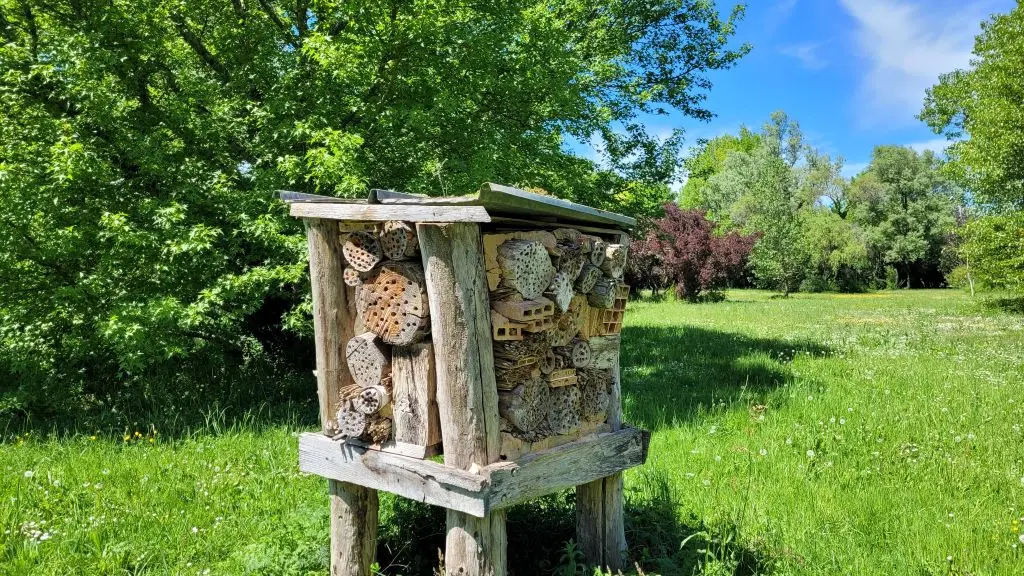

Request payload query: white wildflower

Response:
[23,470,34,479]
[759,448,768,457]
[806,450,815,459]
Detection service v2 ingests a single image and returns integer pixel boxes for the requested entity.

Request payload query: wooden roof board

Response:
[281,184,636,230]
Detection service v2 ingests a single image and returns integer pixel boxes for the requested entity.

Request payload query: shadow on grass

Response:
[984,296,1024,315]
[620,325,832,432]
[376,471,774,575]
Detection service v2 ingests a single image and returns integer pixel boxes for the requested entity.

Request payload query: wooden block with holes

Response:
[285,183,644,576]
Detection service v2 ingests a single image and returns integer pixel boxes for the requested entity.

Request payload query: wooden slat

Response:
[291,202,491,223]
[298,426,650,517]
[299,433,490,517]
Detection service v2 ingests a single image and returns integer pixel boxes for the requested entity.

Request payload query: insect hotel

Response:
[286,183,649,575]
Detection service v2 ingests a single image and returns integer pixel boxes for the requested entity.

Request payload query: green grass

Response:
[3,290,1023,575]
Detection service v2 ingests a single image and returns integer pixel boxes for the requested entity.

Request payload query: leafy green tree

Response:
[0,0,750,416]
[921,4,1024,209]
[848,147,958,288]
[800,210,870,292]
[959,212,1024,293]
[679,126,760,222]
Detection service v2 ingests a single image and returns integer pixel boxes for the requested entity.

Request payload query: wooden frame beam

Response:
[298,426,648,518]
[290,202,491,223]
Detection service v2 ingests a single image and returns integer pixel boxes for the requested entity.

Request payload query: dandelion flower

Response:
[191,527,199,534]
[806,450,815,459]
[89,436,97,441]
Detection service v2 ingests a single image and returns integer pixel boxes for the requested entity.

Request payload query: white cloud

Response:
[779,42,828,70]
[841,162,869,179]
[839,0,998,125]
[907,138,952,155]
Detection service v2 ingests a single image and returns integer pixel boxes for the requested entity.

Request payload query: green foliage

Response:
[0,0,750,416]
[799,210,870,292]
[960,212,1024,293]
[921,4,1024,209]
[679,127,761,223]
[848,146,959,288]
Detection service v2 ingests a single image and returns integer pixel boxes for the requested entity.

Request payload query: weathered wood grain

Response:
[391,342,442,450]
[291,202,491,223]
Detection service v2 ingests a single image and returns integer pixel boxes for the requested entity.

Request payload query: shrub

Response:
[960,213,1024,294]
[627,205,757,302]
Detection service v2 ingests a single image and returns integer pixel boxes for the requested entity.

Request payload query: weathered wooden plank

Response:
[292,202,491,223]
[300,433,489,516]
[485,427,647,511]
[391,342,442,450]
[417,222,507,576]
[305,219,380,576]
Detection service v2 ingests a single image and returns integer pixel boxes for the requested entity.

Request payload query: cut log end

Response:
[497,239,557,300]
[380,220,418,261]
[547,385,582,435]
[354,385,391,414]
[498,376,550,433]
[336,405,368,439]
[357,261,430,345]
[342,231,383,272]
[346,332,390,388]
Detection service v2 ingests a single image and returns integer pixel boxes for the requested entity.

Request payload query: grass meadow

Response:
[3,290,1023,575]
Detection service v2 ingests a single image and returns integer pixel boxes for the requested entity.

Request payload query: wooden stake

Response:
[418,223,507,576]
[305,219,379,576]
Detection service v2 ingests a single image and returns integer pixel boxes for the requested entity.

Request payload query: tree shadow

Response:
[620,324,832,432]
[376,472,775,575]
[983,296,1024,315]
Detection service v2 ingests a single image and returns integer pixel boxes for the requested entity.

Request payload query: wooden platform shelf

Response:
[286,183,643,575]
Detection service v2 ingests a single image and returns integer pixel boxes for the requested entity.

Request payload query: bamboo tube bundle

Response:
[599,244,627,279]
[545,271,575,313]
[546,385,582,435]
[588,275,617,308]
[356,261,430,345]
[342,231,383,272]
[498,375,550,433]
[379,220,418,261]
[575,264,601,293]
[362,414,392,444]
[577,368,613,421]
[346,332,391,388]
[497,239,557,300]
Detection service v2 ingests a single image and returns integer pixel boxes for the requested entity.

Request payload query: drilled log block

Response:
[380,221,418,261]
[548,311,578,348]
[577,368,613,421]
[357,261,430,345]
[599,244,627,279]
[547,385,581,435]
[346,332,390,388]
[336,405,368,439]
[555,338,592,368]
[575,264,601,293]
[540,349,557,375]
[555,236,587,280]
[343,231,383,272]
[498,376,549,434]
[343,267,365,287]
[545,272,575,313]
[497,239,556,300]
[588,276,617,309]
[583,236,606,267]
[354,385,391,414]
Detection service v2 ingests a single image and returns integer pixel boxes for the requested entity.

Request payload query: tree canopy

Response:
[0,0,750,415]
[921,3,1024,210]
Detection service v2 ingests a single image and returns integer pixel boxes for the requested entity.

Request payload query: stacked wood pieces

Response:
[486,226,628,448]
[331,221,441,455]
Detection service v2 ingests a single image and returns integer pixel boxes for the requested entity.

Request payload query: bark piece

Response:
[599,244,627,279]
[380,220,418,261]
[343,231,383,272]
[497,239,557,300]
[346,332,391,388]
[357,261,430,345]
[547,385,581,435]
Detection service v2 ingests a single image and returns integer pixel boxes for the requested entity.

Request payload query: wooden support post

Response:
[418,223,508,576]
[306,219,380,576]
[576,363,627,570]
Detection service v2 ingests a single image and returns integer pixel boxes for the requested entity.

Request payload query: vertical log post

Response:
[575,234,630,571]
[418,223,507,576]
[306,219,380,576]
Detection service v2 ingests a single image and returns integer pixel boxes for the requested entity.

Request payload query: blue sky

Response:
[573,0,1015,184]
